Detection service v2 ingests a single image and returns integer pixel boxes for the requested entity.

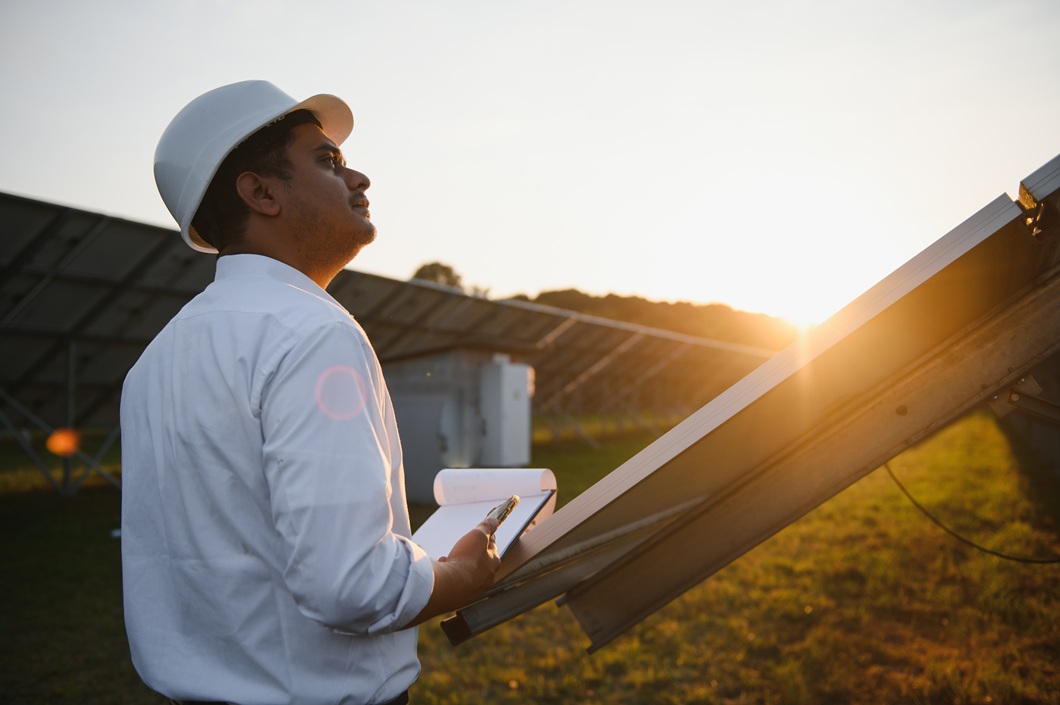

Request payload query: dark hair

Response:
[192,109,322,249]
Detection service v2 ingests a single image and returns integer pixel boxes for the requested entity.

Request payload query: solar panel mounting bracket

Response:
[988,375,1060,426]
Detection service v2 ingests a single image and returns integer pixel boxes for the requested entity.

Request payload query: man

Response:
[121,80,501,705]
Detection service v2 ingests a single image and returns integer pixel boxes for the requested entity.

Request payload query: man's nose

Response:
[343,167,370,191]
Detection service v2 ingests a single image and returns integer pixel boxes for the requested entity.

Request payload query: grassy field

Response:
[1,411,1058,704]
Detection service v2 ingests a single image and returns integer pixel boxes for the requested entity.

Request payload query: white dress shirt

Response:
[121,254,434,705]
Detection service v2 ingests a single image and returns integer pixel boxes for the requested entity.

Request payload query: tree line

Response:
[412,262,799,351]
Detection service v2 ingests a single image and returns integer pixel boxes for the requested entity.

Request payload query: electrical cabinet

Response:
[386,351,534,503]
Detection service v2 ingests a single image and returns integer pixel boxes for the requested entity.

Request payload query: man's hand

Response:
[441,516,499,556]
[405,519,502,627]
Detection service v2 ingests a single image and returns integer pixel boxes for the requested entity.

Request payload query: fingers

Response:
[474,515,498,536]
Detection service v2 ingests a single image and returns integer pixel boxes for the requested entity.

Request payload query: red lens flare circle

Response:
[314,365,368,421]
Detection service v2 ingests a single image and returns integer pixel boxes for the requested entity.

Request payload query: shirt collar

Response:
[214,254,339,303]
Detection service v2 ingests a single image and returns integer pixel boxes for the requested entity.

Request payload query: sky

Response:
[2,0,1059,327]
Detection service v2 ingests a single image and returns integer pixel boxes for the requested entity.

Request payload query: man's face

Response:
[279,122,376,269]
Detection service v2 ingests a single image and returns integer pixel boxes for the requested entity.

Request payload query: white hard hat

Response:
[154,80,354,253]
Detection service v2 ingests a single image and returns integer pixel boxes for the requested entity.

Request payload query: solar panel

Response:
[445,153,1060,651]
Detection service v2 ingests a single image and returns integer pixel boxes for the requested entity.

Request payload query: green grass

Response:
[532,412,688,444]
[0,489,152,704]
[2,412,1058,704]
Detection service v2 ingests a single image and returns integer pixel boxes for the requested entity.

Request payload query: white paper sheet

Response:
[412,468,557,560]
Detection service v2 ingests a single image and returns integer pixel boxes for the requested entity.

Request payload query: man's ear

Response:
[234,172,282,217]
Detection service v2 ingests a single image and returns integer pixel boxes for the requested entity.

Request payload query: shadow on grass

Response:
[1001,416,1060,532]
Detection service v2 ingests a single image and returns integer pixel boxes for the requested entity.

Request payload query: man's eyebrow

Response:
[314,142,345,160]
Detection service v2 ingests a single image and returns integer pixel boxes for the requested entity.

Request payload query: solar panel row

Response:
[0,191,775,466]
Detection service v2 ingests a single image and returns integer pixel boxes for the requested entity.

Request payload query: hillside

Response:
[514,289,800,351]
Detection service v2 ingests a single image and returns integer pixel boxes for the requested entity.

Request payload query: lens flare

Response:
[314,365,368,421]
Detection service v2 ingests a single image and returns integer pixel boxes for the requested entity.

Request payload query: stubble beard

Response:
[341,224,377,266]
[292,193,377,275]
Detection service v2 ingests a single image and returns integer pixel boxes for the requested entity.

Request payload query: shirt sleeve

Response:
[258,319,434,634]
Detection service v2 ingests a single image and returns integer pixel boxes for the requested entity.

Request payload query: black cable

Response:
[883,462,1060,565]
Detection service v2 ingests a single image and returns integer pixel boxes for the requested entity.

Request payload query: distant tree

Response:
[412,261,463,289]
